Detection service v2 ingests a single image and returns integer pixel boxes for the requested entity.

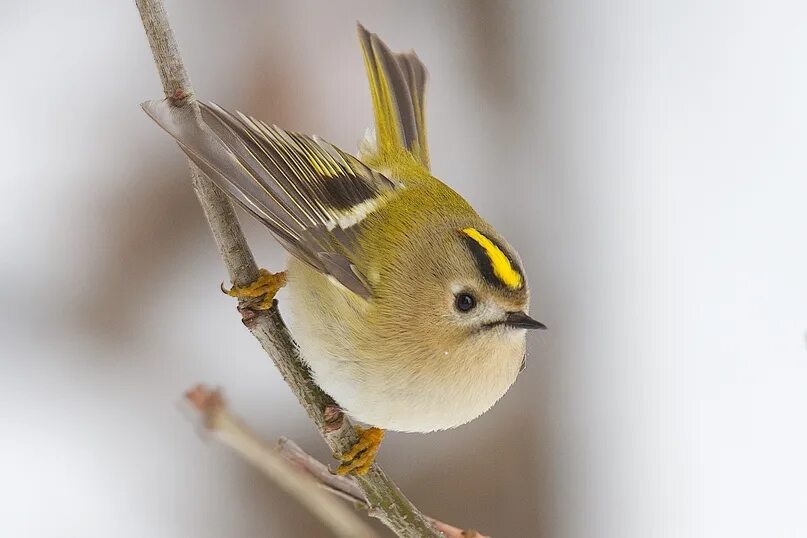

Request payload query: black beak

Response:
[504,311,547,330]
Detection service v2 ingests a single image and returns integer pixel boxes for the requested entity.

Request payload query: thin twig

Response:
[134,1,441,536]
[186,386,377,538]
[276,438,367,506]
[185,386,490,538]
[275,438,492,538]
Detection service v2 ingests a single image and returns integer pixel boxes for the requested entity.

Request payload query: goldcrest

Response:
[143,24,545,475]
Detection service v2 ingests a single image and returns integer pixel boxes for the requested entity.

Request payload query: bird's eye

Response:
[454,292,477,313]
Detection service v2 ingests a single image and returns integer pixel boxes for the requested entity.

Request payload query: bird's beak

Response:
[504,311,547,330]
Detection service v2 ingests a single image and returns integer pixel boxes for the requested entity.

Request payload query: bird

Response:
[142,23,545,475]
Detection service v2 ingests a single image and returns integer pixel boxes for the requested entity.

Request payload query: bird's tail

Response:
[357,23,430,171]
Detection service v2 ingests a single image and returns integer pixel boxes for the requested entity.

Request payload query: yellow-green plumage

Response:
[284,26,538,431]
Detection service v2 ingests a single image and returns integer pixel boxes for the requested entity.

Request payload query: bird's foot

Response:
[223,268,286,310]
[336,426,385,476]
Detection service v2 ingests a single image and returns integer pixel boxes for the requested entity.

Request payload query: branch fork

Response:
[185,385,491,538]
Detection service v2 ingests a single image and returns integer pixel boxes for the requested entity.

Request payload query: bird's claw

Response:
[336,426,384,476]
[223,268,286,310]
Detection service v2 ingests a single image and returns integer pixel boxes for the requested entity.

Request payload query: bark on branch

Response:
[134,0,441,535]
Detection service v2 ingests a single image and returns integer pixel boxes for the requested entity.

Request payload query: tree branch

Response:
[275,439,491,538]
[134,1,441,535]
[185,386,377,538]
[186,386,491,538]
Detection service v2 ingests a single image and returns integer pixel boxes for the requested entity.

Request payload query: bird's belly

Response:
[289,336,520,433]
[324,364,519,433]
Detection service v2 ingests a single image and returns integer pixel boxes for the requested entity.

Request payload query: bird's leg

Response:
[223,268,287,310]
[336,426,385,476]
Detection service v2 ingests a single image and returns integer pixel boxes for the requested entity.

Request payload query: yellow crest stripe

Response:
[461,228,523,290]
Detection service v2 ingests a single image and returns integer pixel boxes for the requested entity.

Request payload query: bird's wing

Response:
[142,99,401,299]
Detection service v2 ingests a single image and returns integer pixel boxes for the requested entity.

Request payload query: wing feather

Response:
[142,99,398,299]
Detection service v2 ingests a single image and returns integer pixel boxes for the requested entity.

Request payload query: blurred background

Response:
[2,0,806,536]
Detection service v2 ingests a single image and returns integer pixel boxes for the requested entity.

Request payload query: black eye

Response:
[454,292,477,312]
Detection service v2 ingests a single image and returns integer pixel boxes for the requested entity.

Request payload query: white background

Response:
[1,1,805,536]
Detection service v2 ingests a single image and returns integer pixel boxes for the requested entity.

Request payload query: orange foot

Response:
[336,426,385,476]
[223,268,286,310]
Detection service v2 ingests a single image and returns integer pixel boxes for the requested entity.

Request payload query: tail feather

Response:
[395,51,428,169]
[357,24,430,170]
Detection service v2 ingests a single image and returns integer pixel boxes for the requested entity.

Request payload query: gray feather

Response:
[141,99,399,299]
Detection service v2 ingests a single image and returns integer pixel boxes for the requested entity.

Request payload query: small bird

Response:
[143,24,545,475]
